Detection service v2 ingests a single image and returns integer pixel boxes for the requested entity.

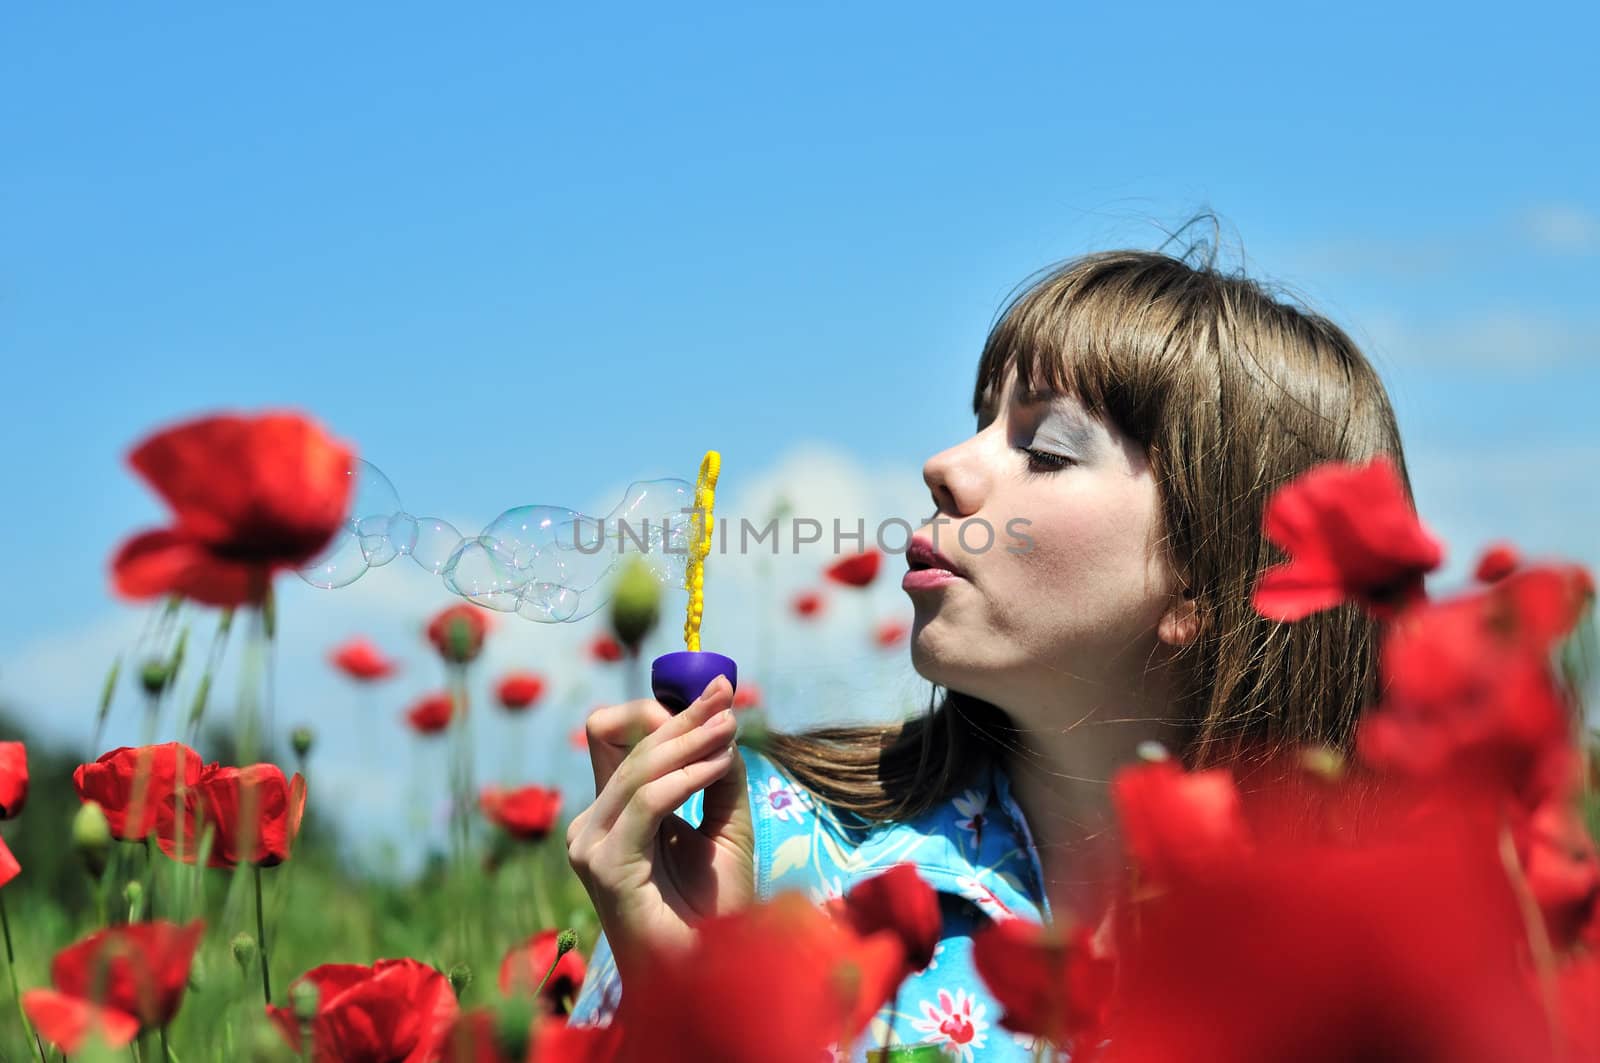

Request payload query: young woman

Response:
[564,244,1410,1058]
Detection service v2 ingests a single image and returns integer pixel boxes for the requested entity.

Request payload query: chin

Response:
[908,630,983,694]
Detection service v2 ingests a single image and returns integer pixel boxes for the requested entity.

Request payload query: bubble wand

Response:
[650,451,739,713]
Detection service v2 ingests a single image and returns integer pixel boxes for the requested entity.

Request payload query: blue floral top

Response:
[568,744,1060,1061]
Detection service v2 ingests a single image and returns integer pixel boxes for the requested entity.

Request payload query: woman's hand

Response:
[565,674,755,981]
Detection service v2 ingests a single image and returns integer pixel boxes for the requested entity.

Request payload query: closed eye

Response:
[1021,448,1075,475]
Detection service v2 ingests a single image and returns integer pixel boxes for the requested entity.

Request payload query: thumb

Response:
[697,741,754,859]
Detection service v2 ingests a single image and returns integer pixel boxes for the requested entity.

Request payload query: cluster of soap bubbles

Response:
[297,460,697,623]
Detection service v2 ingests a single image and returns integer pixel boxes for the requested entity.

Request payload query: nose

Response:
[922,436,986,522]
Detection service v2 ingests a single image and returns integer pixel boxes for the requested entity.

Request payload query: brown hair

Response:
[761,242,1411,822]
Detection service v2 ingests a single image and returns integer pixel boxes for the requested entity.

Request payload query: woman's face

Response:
[906,362,1187,720]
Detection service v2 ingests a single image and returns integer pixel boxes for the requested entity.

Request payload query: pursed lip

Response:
[906,536,968,579]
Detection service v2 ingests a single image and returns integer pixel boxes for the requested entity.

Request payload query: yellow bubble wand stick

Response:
[651,450,739,712]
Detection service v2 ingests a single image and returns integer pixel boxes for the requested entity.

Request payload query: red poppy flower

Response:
[111,412,355,607]
[268,958,459,1063]
[1523,796,1600,951]
[829,863,941,976]
[427,604,493,664]
[568,725,589,751]
[1111,759,1251,886]
[732,682,763,711]
[791,590,825,619]
[73,743,206,841]
[330,637,398,682]
[873,619,909,649]
[22,920,204,1052]
[1474,542,1521,584]
[499,929,588,1014]
[479,785,562,842]
[824,548,882,589]
[1097,823,1551,1063]
[0,835,18,888]
[1252,455,1443,622]
[1355,585,1575,811]
[0,740,26,818]
[586,633,625,663]
[1491,562,1595,653]
[972,918,1114,1053]
[616,893,904,1063]
[495,671,547,712]
[22,992,139,1052]
[159,763,306,868]
[405,693,456,736]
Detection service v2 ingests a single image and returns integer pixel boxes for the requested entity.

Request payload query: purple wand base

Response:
[651,651,738,714]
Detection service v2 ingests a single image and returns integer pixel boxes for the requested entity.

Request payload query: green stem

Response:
[254,865,272,1005]
[0,893,47,1063]
[447,664,473,958]
[532,947,564,1000]
[528,852,554,931]
[141,836,158,922]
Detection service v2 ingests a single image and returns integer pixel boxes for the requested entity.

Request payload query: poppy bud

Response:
[290,727,314,760]
[448,962,473,998]
[290,979,320,1023]
[72,800,112,877]
[140,658,173,696]
[231,932,258,975]
[123,879,144,920]
[556,928,578,957]
[609,557,661,653]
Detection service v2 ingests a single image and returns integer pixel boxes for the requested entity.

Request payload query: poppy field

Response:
[0,410,1598,1062]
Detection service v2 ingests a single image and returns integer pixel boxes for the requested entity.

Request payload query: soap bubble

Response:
[297,459,699,623]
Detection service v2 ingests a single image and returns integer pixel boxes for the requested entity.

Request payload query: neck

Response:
[996,673,1187,910]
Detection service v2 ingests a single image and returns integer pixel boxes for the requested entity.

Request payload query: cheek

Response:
[1003,489,1169,624]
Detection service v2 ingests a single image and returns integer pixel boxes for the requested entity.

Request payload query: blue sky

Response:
[2,4,1595,862]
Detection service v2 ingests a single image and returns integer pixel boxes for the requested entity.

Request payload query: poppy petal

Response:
[22,990,140,1053]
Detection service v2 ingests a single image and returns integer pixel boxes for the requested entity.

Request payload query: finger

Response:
[584,677,734,793]
[588,706,738,833]
[585,700,673,794]
[608,740,738,854]
[696,736,752,847]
